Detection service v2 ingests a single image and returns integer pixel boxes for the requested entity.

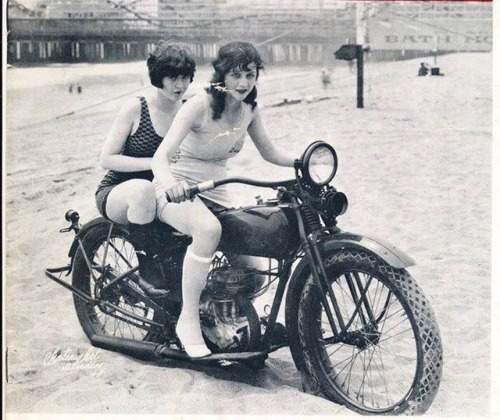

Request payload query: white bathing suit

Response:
[155,94,254,208]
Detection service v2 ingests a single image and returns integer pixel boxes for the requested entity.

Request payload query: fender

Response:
[289,231,414,292]
[320,231,415,269]
[284,231,414,371]
[67,217,119,259]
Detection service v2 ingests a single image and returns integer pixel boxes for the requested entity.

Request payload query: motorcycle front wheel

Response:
[297,250,442,415]
[72,223,164,342]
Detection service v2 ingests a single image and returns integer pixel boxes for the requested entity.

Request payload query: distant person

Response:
[321,68,331,89]
[95,42,196,294]
[69,83,74,93]
[151,41,296,358]
[418,63,429,76]
[77,84,82,93]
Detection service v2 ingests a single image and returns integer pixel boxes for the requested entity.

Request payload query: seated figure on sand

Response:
[418,62,429,76]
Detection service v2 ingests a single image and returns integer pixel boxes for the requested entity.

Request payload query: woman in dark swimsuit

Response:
[95,42,195,227]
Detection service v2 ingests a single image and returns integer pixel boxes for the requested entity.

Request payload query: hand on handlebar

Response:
[164,180,193,203]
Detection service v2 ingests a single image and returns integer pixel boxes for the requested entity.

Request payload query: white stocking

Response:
[176,247,213,358]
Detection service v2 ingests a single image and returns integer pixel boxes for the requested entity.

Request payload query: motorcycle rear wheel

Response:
[72,223,164,342]
[297,250,442,415]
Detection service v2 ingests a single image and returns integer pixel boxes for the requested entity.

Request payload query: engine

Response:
[205,265,264,300]
[199,263,264,352]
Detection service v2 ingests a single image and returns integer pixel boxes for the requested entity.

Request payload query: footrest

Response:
[45,265,72,276]
[45,265,94,303]
[157,346,266,362]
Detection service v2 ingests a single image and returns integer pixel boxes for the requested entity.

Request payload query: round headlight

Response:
[300,141,338,186]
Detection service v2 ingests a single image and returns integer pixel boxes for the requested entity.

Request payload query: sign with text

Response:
[368,17,492,52]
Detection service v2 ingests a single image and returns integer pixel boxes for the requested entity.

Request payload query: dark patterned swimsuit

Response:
[95,96,164,218]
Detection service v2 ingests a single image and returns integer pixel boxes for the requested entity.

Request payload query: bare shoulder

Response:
[249,103,261,122]
[117,96,142,119]
[178,94,208,120]
[183,94,208,109]
[251,103,261,114]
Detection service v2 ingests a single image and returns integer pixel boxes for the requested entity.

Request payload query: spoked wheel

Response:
[72,223,164,342]
[297,250,442,415]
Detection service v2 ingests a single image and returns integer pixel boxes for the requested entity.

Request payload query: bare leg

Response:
[105,179,168,296]
[105,179,156,225]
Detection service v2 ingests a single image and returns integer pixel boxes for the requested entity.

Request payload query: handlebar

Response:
[165,176,296,202]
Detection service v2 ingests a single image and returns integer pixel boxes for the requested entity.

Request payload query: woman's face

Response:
[159,74,191,101]
[224,62,257,101]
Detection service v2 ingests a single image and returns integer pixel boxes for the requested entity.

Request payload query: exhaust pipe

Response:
[90,334,167,361]
[90,334,267,362]
[90,334,195,362]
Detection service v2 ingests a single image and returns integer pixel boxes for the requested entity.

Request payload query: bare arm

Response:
[151,95,206,201]
[247,106,296,167]
[100,98,152,172]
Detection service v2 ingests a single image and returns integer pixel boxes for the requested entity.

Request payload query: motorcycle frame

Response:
[45,176,413,355]
[44,216,294,346]
[45,205,323,354]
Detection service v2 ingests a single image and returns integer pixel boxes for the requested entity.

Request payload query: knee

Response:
[192,217,222,245]
[129,181,155,205]
[128,181,156,222]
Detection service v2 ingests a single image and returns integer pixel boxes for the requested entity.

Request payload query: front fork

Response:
[291,198,376,338]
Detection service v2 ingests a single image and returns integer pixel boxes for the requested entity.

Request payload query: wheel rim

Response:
[85,235,157,340]
[312,269,421,412]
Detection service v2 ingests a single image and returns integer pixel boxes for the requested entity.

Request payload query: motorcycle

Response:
[45,141,442,415]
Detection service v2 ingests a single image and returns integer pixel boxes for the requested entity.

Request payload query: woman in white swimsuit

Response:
[152,41,296,358]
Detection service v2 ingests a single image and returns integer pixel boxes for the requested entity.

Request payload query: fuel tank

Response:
[217,204,300,258]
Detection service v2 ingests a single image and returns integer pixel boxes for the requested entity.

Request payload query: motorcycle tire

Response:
[295,250,442,415]
[72,223,164,343]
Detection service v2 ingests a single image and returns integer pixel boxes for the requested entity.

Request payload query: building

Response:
[6,1,492,65]
[367,1,492,57]
[32,0,132,19]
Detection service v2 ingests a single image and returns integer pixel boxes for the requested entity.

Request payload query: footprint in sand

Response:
[22,190,44,201]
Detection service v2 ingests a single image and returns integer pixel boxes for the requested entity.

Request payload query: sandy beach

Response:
[4,51,494,417]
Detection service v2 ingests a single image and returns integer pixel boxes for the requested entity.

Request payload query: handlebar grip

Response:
[165,181,215,203]
[187,185,200,200]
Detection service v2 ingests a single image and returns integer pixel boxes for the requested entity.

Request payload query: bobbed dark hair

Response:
[147,42,196,89]
[205,41,264,120]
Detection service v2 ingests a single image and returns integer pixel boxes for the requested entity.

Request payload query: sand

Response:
[4,51,494,417]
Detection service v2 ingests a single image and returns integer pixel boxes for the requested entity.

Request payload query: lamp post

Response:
[334,44,366,109]
[356,2,369,109]
[334,3,371,108]
[356,45,364,108]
